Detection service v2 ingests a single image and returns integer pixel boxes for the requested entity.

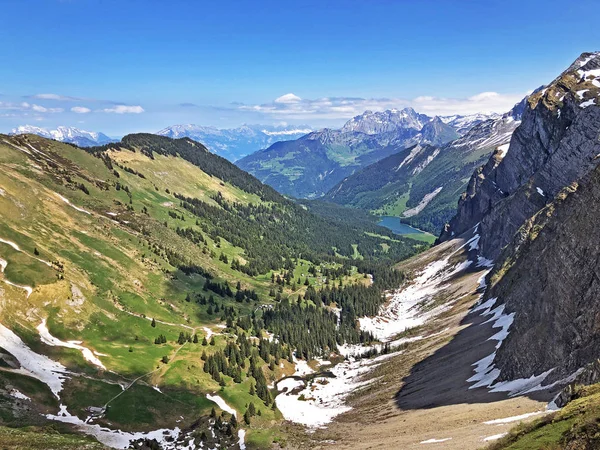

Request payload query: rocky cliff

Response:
[442,52,600,390]
[487,165,600,383]
[440,52,600,261]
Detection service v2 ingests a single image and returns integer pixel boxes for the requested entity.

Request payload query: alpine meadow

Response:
[1,1,600,449]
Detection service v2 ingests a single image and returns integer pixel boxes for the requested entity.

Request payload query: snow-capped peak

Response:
[341,108,430,135]
[155,123,314,161]
[10,125,115,147]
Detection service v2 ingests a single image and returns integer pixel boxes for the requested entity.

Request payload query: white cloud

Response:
[31,93,78,101]
[71,106,91,114]
[237,91,526,120]
[31,104,63,113]
[100,105,145,114]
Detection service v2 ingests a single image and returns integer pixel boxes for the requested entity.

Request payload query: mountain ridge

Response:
[10,125,117,147]
[237,107,494,199]
[156,123,313,161]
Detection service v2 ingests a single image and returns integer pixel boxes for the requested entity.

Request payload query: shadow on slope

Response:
[395,293,559,410]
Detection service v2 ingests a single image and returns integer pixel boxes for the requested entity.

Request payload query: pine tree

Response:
[244,409,251,425]
[210,337,216,346]
[151,318,156,327]
[193,334,199,343]
[202,336,208,346]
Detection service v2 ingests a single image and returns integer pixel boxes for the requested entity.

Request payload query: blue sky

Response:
[1,0,598,135]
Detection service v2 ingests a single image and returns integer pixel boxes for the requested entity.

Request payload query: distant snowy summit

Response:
[10,125,117,147]
[156,124,313,161]
[341,108,499,137]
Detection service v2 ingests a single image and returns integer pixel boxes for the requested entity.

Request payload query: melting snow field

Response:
[46,405,183,450]
[206,394,237,417]
[0,321,204,449]
[37,319,106,370]
[358,245,474,342]
[276,351,401,428]
[276,234,490,430]
[0,322,69,397]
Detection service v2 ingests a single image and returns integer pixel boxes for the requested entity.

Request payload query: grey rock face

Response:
[487,166,600,383]
[440,52,600,262]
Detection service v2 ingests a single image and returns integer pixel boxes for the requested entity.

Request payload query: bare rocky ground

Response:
[285,238,557,450]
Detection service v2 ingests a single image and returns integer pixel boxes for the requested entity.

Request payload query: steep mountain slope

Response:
[237,108,469,198]
[280,52,600,450]
[440,52,600,260]
[0,132,424,448]
[324,102,523,234]
[421,50,600,419]
[487,164,600,384]
[11,125,117,147]
[156,124,312,161]
[440,112,502,135]
[431,51,600,386]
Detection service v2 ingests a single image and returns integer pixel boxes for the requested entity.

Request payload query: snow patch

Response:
[581,99,596,108]
[293,358,314,376]
[37,319,106,370]
[56,193,91,215]
[420,438,452,444]
[276,351,398,428]
[238,429,246,450]
[206,393,236,417]
[496,143,510,158]
[483,433,507,442]
[9,389,31,401]
[0,322,69,397]
[46,404,182,449]
[484,411,545,424]
[277,378,305,392]
[0,238,21,251]
[3,280,33,298]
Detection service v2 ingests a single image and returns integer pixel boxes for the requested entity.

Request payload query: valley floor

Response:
[284,237,558,450]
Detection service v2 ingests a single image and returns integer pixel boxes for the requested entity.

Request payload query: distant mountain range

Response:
[236,108,497,199]
[156,124,313,161]
[324,100,526,234]
[10,125,117,147]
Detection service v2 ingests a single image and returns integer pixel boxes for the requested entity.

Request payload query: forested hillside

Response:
[324,102,524,234]
[0,132,423,448]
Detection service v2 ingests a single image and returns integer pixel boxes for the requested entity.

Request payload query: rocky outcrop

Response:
[553,359,600,408]
[483,165,600,383]
[439,52,600,261]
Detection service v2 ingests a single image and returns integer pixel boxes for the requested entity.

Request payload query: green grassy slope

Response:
[488,384,600,450]
[0,133,423,448]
